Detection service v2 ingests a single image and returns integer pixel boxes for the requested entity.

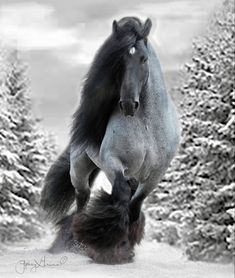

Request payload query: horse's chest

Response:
[100,106,180,182]
[139,117,180,179]
[142,130,169,167]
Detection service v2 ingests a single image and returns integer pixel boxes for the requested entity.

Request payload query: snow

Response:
[0,235,233,278]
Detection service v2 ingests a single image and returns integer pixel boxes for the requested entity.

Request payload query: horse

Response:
[40,16,180,259]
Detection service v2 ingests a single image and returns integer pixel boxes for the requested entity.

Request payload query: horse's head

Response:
[112,18,152,117]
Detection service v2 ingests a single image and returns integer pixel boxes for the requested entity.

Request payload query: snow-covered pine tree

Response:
[0,48,57,243]
[145,0,235,262]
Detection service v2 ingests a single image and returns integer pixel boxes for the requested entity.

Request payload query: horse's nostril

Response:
[134,101,139,110]
[120,240,128,247]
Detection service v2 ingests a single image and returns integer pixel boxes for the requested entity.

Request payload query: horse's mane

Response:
[71,17,146,150]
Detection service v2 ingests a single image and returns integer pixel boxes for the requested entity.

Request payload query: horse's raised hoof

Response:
[72,189,129,251]
[85,212,145,264]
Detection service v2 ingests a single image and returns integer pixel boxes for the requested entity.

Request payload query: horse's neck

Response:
[143,44,170,119]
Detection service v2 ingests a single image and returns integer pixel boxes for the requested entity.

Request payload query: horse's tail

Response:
[40,146,75,223]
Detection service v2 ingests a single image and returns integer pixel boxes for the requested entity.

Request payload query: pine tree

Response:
[145,0,235,262]
[0,48,57,242]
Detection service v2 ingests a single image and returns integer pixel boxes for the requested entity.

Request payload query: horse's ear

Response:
[112,20,120,35]
[142,18,152,37]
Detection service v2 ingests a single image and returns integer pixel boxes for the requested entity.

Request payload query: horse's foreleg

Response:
[70,146,98,212]
[111,171,132,203]
[130,167,168,222]
[129,192,145,223]
[129,179,157,223]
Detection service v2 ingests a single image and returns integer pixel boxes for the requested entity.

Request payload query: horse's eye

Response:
[129,47,136,55]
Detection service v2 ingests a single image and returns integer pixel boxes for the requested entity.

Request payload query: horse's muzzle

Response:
[119,100,139,116]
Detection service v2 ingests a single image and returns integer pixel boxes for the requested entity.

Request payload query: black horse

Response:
[41,16,180,263]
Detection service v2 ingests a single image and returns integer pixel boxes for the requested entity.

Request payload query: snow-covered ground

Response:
[0,174,233,278]
[0,234,233,278]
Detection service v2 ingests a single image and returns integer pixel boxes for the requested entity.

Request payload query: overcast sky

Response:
[0,0,223,148]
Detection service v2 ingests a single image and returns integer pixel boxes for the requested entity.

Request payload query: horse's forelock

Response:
[117,17,146,41]
[117,17,142,28]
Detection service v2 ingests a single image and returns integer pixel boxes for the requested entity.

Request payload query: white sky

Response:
[0,0,222,67]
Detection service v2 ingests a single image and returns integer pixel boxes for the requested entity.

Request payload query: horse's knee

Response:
[111,171,131,203]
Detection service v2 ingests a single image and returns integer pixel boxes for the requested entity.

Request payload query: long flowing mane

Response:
[70,17,146,150]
